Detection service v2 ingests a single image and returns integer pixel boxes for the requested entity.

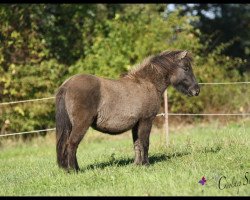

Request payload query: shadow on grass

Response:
[79,145,222,173]
[200,145,222,154]
[80,157,134,172]
[79,151,189,173]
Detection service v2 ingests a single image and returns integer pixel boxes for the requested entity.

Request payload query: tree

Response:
[173,4,250,74]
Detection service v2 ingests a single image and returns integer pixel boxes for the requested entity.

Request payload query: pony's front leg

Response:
[132,124,142,165]
[132,119,153,165]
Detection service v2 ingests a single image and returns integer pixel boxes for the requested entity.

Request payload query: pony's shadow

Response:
[80,157,134,173]
[79,152,188,173]
[79,145,222,173]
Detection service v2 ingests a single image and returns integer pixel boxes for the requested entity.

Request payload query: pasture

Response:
[1,119,250,196]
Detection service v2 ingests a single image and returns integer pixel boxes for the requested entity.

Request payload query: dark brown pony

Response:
[56,50,200,171]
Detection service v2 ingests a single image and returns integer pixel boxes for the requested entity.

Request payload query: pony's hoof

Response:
[134,160,149,166]
[142,161,150,166]
[67,168,79,174]
[133,160,142,165]
[65,165,80,173]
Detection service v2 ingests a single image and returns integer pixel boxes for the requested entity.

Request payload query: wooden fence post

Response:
[164,90,169,146]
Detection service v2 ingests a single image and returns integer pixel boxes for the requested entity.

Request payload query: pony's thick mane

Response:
[123,50,192,79]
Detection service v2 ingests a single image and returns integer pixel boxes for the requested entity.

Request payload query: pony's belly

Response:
[92,115,137,134]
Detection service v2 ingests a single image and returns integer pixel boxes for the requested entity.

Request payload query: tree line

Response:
[0,4,249,135]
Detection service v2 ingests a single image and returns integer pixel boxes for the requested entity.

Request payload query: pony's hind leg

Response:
[66,117,93,172]
[66,125,90,171]
[67,111,95,171]
[61,75,100,172]
[64,105,94,172]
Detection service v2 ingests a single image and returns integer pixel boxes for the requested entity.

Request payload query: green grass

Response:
[1,120,250,196]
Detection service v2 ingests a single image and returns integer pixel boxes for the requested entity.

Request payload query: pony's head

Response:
[169,50,200,97]
[122,50,200,96]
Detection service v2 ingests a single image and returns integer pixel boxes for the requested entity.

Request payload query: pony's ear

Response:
[176,50,188,60]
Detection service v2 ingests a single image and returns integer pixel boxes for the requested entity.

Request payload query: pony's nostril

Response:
[195,88,200,96]
[190,85,200,96]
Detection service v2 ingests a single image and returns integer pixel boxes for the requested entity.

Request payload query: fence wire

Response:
[0,81,249,137]
[0,128,56,137]
[0,97,55,106]
[1,112,250,137]
[156,113,250,116]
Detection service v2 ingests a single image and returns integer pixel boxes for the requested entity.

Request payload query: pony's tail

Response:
[55,87,72,168]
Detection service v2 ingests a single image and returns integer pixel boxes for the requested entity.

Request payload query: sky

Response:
[167,4,216,19]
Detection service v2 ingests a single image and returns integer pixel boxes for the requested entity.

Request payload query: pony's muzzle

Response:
[190,84,200,96]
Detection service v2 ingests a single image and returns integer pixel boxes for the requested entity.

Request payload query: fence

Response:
[0,82,250,143]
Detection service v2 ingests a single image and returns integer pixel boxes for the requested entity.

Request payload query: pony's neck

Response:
[123,64,171,96]
[151,73,170,96]
[142,68,171,96]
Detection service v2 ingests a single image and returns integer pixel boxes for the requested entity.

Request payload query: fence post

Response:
[164,90,169,146]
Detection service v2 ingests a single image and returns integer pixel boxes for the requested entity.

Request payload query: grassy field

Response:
[1,119,250,196]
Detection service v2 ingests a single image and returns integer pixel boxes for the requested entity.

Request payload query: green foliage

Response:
[69,5,201,80]
[0,4,249,134]
[0,60,66,133]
